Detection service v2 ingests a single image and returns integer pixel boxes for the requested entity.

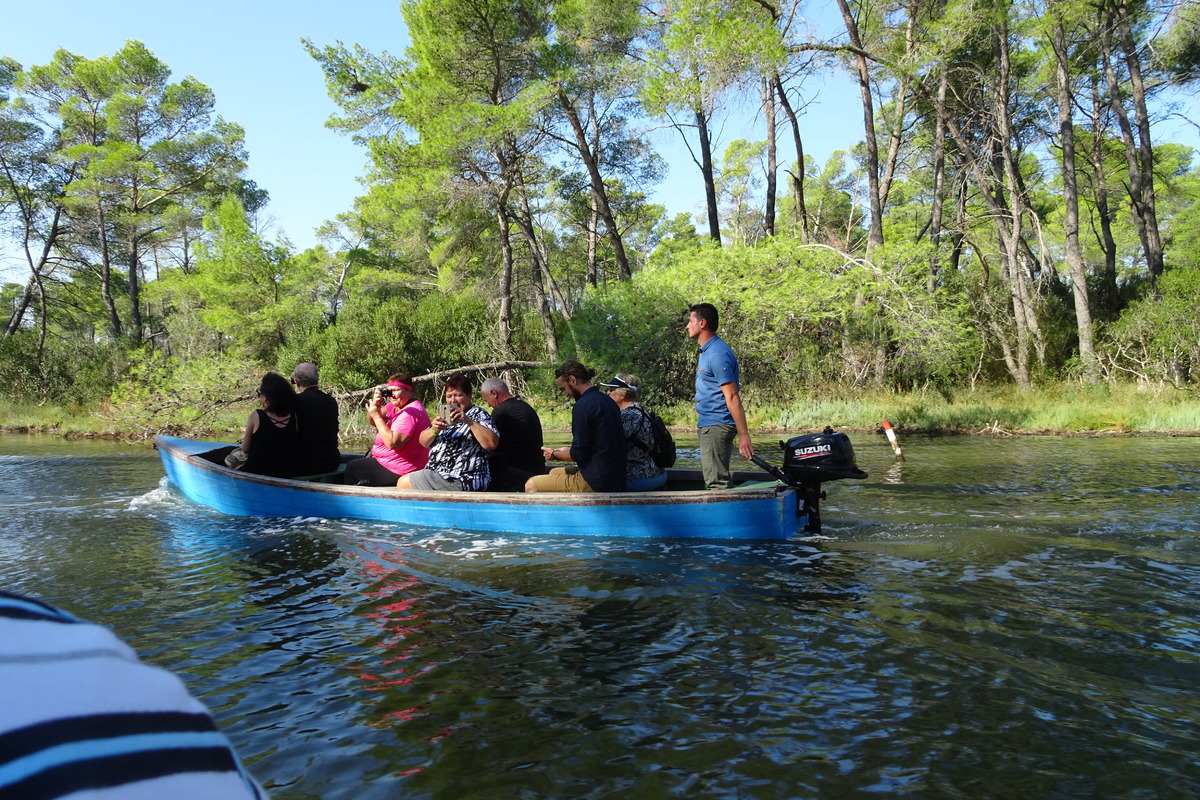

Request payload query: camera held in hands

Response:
[438,402,460,423]
[377,386,395,399]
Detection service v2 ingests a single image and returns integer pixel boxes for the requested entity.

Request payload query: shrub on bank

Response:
[7,381,1196,440]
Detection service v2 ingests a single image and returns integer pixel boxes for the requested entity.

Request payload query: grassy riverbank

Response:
[743,382,1200,435]
[3,382,1197,440]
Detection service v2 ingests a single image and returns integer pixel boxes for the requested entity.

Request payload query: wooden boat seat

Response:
[664,467,780,491]
[294,464,347,483]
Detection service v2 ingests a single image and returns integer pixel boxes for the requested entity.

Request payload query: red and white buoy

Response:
[881,419,904,460]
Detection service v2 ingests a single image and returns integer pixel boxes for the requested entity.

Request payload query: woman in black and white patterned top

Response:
[397,372,500,491]
[601,373,668,492]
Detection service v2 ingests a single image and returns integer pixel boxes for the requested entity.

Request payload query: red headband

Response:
[387,380,412,391]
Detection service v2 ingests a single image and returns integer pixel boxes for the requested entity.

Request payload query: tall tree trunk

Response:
[557,89,631,278]
[928,65,949,293]
[932,23,1037,388]
[2,174,66,336]
[5,222,61,337]
[495,200,515,354]
[128,234,144,341]
[1114,0,1164,281]
[1098,0,1164,286]
[96,203,123,339]
[949,179,968,274]
[1083,73,1121,319]
[1051,22,1099,383]
[586,195,599,286]
[516,213,559,361]
[509,173,560,360]
[879,7,915,211]
[587,103,601,285]
[773,74,810,242]
[696,108,721,243]
[836,0,884,250]
[6,274,39,337]
[994,21,1037,387]
[536,231,571,318]
[36,276,49,356]
[761,77,777,237]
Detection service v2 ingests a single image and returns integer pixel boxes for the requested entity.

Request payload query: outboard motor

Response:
[780,428,868,484]
[751,426,867,534]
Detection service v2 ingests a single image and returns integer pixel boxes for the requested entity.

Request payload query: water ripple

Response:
[3,435,1200,798]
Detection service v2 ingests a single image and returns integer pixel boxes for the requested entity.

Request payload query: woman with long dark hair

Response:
[237,372,300,478]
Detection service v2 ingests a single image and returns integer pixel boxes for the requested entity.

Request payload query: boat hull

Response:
[154,435,805,540]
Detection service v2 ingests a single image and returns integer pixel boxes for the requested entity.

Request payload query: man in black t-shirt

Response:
[480,377,545,491]
[291,362,342,476]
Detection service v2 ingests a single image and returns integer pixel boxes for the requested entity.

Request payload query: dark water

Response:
[2,433,1199,799]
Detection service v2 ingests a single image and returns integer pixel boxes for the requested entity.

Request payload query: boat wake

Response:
[126,477,187,512]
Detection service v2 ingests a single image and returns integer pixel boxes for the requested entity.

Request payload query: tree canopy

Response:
[2,3,1198,423]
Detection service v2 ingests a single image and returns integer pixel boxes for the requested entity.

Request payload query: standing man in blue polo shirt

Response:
[686,302,754,489]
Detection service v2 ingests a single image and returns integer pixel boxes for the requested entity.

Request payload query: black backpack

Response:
[631,407,677,469]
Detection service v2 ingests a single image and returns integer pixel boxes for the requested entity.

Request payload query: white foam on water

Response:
[127,481,181,512]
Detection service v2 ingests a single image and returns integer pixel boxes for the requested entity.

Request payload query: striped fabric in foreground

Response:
[0,591,265,800]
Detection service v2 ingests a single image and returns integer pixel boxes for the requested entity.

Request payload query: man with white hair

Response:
[290,362,341,476]
[480,377,545,491]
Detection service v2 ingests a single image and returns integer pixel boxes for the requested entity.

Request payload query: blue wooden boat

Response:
[155,435,817,540]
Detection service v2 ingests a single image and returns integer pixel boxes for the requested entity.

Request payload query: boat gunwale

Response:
[155,435,793,509]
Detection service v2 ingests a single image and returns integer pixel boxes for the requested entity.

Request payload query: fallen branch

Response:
[334,361,547,402]
[414,361,545,382]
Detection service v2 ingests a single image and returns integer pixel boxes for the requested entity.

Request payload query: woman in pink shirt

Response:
[344,373,431,485]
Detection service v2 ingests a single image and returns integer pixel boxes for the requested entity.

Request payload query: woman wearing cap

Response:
[345,372,431,486]
[602,373,669,492]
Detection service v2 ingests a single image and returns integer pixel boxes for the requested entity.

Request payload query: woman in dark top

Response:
[602,372,668,491]
[238,372,300,478]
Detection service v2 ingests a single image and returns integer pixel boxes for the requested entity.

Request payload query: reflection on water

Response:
[2,433,1199,798]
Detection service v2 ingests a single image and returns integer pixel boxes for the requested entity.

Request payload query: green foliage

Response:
[1160,0,1200,83]
[569,235,979,402]
[0,333,130,404]
[778,151,862,249]
[9,0,1200,444]
[3,38,248,375]
[406,291,497,370]
[641,0,783,115]
[717,139,767,245]
[101,351,259,438]
[1162,155,1200,271]
[310,300,411,391]
[184,195,313,361]
[571,279,693,402]
[311,290,498,391]
[1108,264,1200,383]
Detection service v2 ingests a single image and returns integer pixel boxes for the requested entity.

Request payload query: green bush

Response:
[0,333,129,404]
[311,290,501,392]
[569,237,980,403]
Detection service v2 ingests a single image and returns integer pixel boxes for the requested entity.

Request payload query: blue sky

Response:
[5,0,409,256]
[2,0,867,262]
[4,0,1197,270]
